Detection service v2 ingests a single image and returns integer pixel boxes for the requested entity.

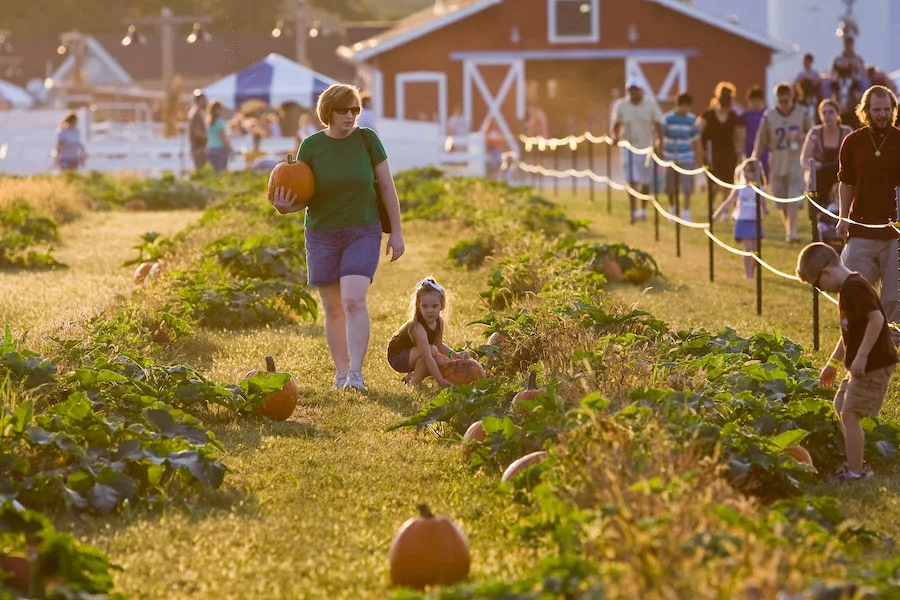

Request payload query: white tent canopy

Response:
[0,80,34,109]
[202,54,339,111]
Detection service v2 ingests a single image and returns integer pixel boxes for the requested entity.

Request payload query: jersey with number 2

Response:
[757,105,810,178]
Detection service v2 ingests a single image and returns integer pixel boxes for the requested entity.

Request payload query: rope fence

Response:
[506,130,900,348]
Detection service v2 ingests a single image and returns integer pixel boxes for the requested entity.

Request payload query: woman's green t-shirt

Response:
[297,127,387,231]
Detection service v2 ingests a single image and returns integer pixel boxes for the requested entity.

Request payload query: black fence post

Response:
[756,189,763,316]
[587,121,595,203]
[537,142,544,193]
[675,170,681,258]
[628,149,635,225]
[553,141,559,198]
[707,140,715,282]
[653,159,660,241]
[571,142,577,198]
[809,182,820,351]
[605,125,612,214]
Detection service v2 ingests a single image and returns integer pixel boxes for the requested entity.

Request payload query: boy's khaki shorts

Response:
[834,364,896,417]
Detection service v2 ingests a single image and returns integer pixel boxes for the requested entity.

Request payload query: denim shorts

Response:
[305,221,382,286]
[387,348,412,373]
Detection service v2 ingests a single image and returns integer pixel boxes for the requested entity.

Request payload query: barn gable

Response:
[340,0,790,152]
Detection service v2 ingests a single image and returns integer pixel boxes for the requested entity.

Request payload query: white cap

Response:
[626,78,643,90]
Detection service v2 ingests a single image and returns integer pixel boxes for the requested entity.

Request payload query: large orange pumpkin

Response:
[511,371,546,416]
[440,358,486,386]
[242,356,298,421]
[267,154,314,213]
[389,504,471,589]
[783,445,814,468]
[501,451,548,483]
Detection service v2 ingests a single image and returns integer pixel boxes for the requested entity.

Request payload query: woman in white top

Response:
[713,158,770,279]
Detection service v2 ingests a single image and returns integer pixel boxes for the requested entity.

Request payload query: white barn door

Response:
[624,54,688,100]
[463,58,525,153]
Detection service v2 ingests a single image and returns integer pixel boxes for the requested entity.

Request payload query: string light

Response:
[187,22,212,44]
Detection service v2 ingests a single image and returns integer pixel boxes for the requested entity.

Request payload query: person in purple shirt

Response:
[741,86,769,178]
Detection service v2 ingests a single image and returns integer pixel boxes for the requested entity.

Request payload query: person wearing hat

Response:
[187,90,208,172]
[611,79,663,222]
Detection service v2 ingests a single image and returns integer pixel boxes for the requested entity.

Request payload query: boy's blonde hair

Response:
[796,242,842,285]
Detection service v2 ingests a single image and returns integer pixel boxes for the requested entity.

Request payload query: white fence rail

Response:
[0,111,486,177]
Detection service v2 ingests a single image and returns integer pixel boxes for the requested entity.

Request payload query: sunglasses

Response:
[417,279,444,293]
[333,106,361,116]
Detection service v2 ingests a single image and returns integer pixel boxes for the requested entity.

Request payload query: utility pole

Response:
[123,7,211,136]
[125,7,212,97]
[277,0,309,66]
[58,31,88,102]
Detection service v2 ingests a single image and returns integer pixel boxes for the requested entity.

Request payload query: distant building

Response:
[338,0,788,152]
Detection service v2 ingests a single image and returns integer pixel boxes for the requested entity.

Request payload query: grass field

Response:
[6,177,900,597]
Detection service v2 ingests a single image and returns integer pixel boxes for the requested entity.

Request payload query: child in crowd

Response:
[387,278,470,387]
[796,243,897,482]
[712,158,769,279]
[816,183,844,253]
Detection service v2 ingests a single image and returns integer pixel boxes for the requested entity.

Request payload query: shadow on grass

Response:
[365,387,427,418]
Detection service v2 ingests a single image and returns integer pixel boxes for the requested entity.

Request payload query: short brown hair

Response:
[774,82,793,98]
[796,242,841,285]
[316,84,361,126]
[855,85,899,128]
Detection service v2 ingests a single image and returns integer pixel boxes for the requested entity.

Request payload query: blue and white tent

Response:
[0,79,34,109]
[202,54,339,111]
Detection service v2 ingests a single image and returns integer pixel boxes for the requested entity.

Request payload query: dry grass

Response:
[0,210,201,344]
[0,177,93,222]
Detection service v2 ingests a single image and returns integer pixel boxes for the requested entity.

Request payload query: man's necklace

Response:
[869,128,892,157]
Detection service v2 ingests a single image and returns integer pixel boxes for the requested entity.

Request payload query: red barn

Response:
[338,0,790,151]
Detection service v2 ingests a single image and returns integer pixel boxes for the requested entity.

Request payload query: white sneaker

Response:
[342,370,366,392]
[680,209,690,220]
[332,371,348,390]
[640,209,648,221]
[632,210,642,221]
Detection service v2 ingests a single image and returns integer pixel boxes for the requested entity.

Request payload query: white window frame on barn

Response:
[395,71,448,136]
[547,0,600,44]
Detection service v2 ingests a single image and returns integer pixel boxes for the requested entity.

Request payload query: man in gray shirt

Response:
[187,90,208,172]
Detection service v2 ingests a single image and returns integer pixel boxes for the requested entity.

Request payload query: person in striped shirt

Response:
[660,93,702,220]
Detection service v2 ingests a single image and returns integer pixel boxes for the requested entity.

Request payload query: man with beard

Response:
[836,85,900,341]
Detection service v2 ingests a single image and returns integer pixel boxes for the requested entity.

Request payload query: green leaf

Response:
[770,429,808,449]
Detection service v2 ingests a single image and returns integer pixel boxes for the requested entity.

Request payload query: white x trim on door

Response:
[624,54,687,100]
[463,58,525,153]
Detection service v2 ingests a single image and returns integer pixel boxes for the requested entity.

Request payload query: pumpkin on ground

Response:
[267,154,314,213]
[440,357,486,386]
[463,420,486,443]
[487,331,506,349]
[122,199,147,211]
[0,554,31,593]
[242,356,298,421]
[389,504,470,589]
[501,451,548,483]
[133,261,155,285]
[601,258,624,281]
[511,371,546,415]
[783,445,814,468]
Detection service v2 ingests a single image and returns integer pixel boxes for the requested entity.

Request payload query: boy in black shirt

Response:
[797,242,898,482]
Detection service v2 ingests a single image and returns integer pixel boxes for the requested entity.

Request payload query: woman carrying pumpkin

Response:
[271,84,404,392]
[387,278,469,387]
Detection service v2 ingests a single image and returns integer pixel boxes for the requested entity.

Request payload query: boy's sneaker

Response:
[827,462,874,483]
[343,370,366,393]
[680,209,691,221]
[332,371,349,390]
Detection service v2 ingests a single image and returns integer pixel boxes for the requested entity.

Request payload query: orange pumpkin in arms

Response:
[267,154,314,213]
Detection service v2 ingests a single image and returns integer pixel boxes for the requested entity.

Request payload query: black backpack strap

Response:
[359,127,376,170]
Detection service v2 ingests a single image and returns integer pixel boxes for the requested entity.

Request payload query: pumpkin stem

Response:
[417,504,434,519]
[286,153,295,164]
[527,370,537,390]
[265,356,276,373]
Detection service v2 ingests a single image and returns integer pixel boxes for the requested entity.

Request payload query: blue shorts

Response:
[305,221,382,287]
[734,219,764,241]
